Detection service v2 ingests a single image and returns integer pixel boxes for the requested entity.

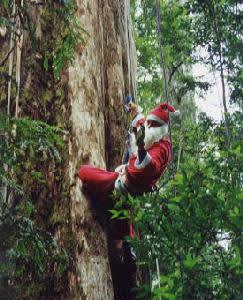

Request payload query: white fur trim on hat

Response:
[134,153,152,169]
[146,114,166,125]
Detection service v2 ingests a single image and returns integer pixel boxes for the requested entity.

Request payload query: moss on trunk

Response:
[0,1,136,299]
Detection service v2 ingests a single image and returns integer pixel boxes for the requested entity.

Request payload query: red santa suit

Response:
[115,138,171,195]
[78,102,176,238]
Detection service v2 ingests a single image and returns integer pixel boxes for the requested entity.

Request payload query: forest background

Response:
[127,0,243,299]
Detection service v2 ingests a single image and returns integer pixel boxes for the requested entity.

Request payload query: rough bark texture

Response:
[68,1,136,298]
[0,1,136,299]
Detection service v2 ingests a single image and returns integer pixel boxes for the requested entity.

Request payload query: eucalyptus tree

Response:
[131,0,207,114]
[186,0,243,143]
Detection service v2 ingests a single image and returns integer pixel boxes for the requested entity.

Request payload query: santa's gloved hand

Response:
[115,164,127,175]
[135,124,145,148]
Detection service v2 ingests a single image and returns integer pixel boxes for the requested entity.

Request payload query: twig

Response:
[168,62,183,84]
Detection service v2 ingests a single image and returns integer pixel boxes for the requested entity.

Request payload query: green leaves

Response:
[128,111,242,298]
[188,0,243,108]
[109,209,129,220]
[42,2,88,80]
[173,173,183,186]
[0,200,70,298]
[152,273,182,300]
[228,247,241,270]
[183,253,198,269]
[133,0,204,109]
[2,0,9,8]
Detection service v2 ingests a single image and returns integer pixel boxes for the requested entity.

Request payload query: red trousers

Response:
[78,165,119,200]
[78,165,134,239]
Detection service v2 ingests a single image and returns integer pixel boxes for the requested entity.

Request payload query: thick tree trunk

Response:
[0,0,136,299]
[68,1,136,298]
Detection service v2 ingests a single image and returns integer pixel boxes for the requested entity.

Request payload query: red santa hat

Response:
[146,102,178,125]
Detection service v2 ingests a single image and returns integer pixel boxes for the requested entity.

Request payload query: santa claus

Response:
[78,102,176,204]
[78,102,176,299]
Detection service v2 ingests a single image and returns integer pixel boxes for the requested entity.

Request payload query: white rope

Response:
[155,0,175,178]
[125,0,132,95]
[15,0,24,119]
[7,0,16,115]
[128,12,137,100]
[154,3,175,295]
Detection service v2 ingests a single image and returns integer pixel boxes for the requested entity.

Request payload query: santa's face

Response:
[130,120,168,155]
[144,120,168,149]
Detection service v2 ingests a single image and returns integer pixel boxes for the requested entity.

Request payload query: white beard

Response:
[144,124,168,149]
[130,124,168,155]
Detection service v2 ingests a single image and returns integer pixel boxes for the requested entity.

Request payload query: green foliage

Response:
[0,16,10,26]
[0,200,70,298]
[187,0,243,109]
[124,113,243,299]
[133,0,207,111]
[0,2,78,297]
[2,0,9,9]
[0,113,64,193]
[130,5,242,298]
[0,113,69,298]
[42,0,88,79]
[0,0,87,80]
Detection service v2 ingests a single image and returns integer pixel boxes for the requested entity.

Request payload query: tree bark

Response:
[0,0,136,299]
[61,1,137,298]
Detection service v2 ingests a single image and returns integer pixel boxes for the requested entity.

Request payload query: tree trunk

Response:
[0,0,136,299]
[211,2,231,146]
[68,1,136,298]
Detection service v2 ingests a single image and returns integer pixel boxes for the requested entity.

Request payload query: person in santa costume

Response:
[78,102,176,299]
[78,102,176,203]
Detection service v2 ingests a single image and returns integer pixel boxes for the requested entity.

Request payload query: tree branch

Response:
[168,62,183,84]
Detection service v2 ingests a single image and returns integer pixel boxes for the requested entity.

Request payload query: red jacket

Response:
[116,138,172,195]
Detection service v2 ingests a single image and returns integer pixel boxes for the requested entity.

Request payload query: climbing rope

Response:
[154,0,177,289]
[125,0,131,96]
[128,14,136,100]
[7,0,16,116]
[15,0,24,118]
[155,0,175,181]
[126,0,136,100]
